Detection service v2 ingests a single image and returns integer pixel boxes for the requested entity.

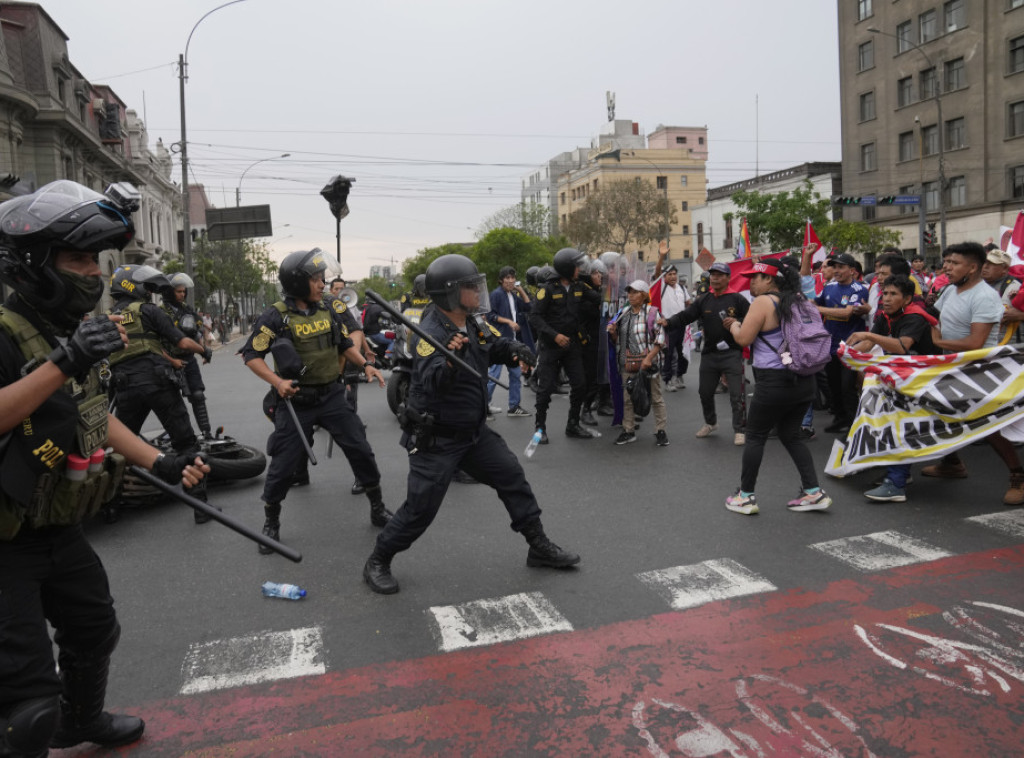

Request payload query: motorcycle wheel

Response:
[206,443,267,482]
[386,372,409,416]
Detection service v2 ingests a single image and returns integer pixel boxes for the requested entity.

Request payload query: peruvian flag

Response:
[726,252,786,293]
[1006,210,1024,262]
[804,219,827,264]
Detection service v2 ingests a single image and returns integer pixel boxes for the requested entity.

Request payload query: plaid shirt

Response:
[616,305,664,369]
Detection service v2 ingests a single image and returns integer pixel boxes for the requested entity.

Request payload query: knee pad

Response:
[1,695,60,756]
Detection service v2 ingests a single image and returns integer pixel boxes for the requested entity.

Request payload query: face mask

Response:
[58,268,104,315]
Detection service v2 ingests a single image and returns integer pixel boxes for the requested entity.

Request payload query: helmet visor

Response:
[447,273,490,315]
[0,181,106,236]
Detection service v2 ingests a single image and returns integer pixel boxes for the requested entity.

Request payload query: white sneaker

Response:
[665,379,677,393]
[675,377,685,389]
[696,423,717,438]
[734,432,745,446]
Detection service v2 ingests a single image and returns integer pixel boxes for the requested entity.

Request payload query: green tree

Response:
[820,219,903,255]
[470,228,550,285]
[730,180,831,251]
[400,242,473,284]
[562,179,676,254]
[475,202,551,239]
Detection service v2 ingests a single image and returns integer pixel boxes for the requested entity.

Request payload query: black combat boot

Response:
[48,648,144,750]
[351,479,366,495]
[534,426,549,445]
[363,547,399,594]
[565,422,595,439]
[365,485,393,527]
[521,521,581,569]
[580,402,598,427]
[258,503,281,555]
[189,394,213,438]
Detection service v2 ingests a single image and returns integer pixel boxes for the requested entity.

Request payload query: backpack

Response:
[758,296,831,376]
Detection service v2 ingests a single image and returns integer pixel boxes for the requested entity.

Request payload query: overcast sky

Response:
[42,0,841,278]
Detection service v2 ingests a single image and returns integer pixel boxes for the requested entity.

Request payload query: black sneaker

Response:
[655,430,670,446]
[507,405,532,417]
[798,426,817,440]
[614,431,636,445]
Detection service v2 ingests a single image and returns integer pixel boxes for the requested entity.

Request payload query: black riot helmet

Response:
[538,265,558,283]
[425,254,490,314]
[279,249,329,299]
[413,273,426,297]
[110,264,169,300]
[525,266,540,286]
[0,179,138,329]
[553,247,586,280]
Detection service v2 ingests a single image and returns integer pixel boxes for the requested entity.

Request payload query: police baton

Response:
[128,466,302,562]
[364,290,508,390]
[281,388,317,465]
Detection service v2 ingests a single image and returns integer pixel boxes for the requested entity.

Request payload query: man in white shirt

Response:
[657,265,691,390]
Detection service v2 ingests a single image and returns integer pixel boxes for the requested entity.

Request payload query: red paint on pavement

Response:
[56,546,1024,757]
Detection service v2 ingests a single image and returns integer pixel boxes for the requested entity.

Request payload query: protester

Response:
[607,280,668,447]
[485,266,533,418]
[722,259,831,515]
[848,275,939,502]
[924,242,1024,506]
[910,254,932,291]
[981,249,1020,344]
[655,263,691,391]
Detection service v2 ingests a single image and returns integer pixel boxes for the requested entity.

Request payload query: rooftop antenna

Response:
[607,91,615,122]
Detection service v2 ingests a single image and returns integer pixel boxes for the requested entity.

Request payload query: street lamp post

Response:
[236,153,290,206]
[868,26,947,250]
[178,0,252,307]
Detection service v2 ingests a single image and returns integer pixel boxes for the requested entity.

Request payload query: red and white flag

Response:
[1004,210,1024,263]
[804,219,827,264]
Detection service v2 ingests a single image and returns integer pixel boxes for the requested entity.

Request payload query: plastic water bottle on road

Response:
[261,581,307,600]
[524,429,543,458]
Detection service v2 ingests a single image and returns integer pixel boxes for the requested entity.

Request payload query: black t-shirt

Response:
[871,310,938,355]
[667,290,750,354]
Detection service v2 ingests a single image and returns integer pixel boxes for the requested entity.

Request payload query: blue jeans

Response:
[488,363,522,410]
[886,464,911,488]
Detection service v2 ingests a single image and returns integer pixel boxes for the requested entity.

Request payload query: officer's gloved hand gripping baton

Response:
[128,465,302,562]
[282,386,317,466]
[364,289,509,390]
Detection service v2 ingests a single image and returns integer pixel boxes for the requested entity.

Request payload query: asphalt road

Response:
[56,341,1024,756]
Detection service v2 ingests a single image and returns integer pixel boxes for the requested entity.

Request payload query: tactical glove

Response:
[512,342,536,367]
[47,315,124,376]
[203,346,214,364]
[152,452,201,485]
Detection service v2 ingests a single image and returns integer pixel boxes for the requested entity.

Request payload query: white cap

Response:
[625,279,650,293]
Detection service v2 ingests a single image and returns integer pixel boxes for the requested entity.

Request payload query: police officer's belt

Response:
[431,425,477,441]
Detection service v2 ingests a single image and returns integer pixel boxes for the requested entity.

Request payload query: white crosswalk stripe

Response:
[636,558,777,611]
[966,510,1024,538]
[179,626,326,695]
[427,591,574,652]
[810,530,953,571]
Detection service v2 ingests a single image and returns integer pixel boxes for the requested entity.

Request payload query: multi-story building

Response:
[691,162,842,259]
[555,123,709,279]
[521,149,589,235]
[0,2,179,309]
[838,0,1024,253]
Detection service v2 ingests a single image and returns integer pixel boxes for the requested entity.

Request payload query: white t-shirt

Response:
[935,281,1003,348]
[659,282,690,319]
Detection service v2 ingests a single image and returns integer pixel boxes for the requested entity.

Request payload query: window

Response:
[897,20,913,52]
[698,137,704,145]
[724,218,734,248]
[923,180,940,211]
[858,0,873,21]
[1012,0,1024,9]
[680,175,688,186]
[858,40,874,71]
[860,142,876,171]
[898,76,914,106]
[560,192,565,205]
[899,184,916,214]
[920,67,938,99]
[859,91,876,121]
[1011,36,1024,74]
[676,136,687,144]
[1011,166,1024,199]
[656,176,667,190]
[899,131,916,161]
[593,179,598,191]
[1012,101,1024,137]
[947,176,966,207]
[681,201,688,211]
[944,57,965,91]
[919,9,938,42]
[697,222,704,248]
[944,0,965,31]
[683,225,690,235]
[863,205,876,221]
[922,124,939,155]
[946,117,966,149]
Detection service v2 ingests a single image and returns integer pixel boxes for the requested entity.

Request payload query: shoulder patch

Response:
[416,339,435,357]
[536,288,546,300]
[252,332,271,352]
[487,323,501,337]
[332,299,347,314]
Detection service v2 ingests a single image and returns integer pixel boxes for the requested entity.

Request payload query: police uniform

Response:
[400,292,432,312]
[159,297,210,435]
[242,296,381,509]
[373,305,541,556]
[528,278,599,433]
[109,297,199,454]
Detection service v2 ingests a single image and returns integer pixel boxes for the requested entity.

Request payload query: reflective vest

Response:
[272,301,342,385]
[108,300,166,366]
[0,308,123,539]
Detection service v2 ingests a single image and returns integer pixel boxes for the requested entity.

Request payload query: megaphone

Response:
[338,287,359,307]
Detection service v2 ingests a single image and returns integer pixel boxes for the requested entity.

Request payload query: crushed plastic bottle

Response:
[524,429,543,458]
[261,581,306,600]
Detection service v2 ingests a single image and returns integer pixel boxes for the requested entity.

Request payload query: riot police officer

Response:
[0,180,208,757]
[362,254,580,595]
[107,263,211,523]
[528,247,600,443]
[400,273,431,312]
[159,272,213,437]
[242,250,392,554]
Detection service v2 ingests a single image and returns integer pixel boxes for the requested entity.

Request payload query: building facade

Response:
[0,2,180,309]
[838,0,1024,252]
[690,162,842,258]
